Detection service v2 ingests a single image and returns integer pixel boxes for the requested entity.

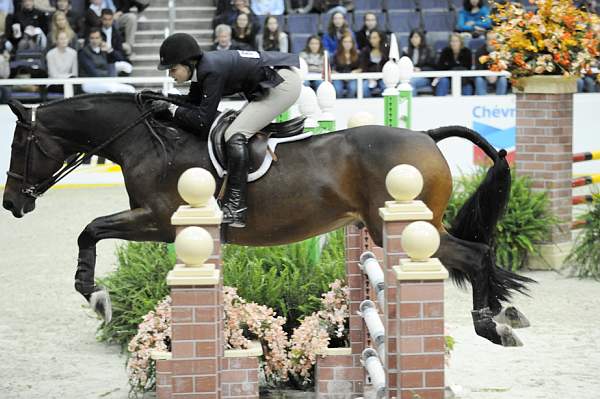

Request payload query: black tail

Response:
[428,126,535,301]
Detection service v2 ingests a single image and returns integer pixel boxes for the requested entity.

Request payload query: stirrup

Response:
[222,205,247,228]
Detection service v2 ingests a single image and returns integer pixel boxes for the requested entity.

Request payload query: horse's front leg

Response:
[75,208,172,322]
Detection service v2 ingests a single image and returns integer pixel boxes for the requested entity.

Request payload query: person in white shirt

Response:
[46,30,78,78]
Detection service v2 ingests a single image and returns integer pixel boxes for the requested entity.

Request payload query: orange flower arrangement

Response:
[481,0,600,81]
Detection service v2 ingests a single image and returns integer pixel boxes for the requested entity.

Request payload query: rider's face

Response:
[169,64,192,83]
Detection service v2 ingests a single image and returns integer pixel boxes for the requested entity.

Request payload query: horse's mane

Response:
[38,92,193,111]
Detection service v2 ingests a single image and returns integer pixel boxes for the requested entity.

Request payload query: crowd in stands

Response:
[0,0,149,101]
[213,0,600,98]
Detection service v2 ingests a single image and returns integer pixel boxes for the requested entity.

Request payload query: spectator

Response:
[85,0,139,56]
[322,11,353,55]
[210,24,245,50]
[100,8,132,75]
[0,33,11,103]
[13,0,55,13]
[456,0,491,38]
[256,15,287,52]
[78,27,134,92]
[0,0,14,33]
[214,0,259,28]
[46,30,77,77]
[402,29,435,96]
[299,35,324,91]
[54,0,82,37]
[435,32,473,96]
[231,12,258,50]
[5,0,49,49]
[354,11,379,51]
[474,30,508,95]
[251,0,284,16]
[314,0,354,14]
[285,0,314,14]
[331,33,359,98]
[358,30,388,97]
[577,73,598,93]
[49,10,78,48]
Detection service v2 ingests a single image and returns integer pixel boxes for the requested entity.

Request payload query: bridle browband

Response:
[6,104,155,199]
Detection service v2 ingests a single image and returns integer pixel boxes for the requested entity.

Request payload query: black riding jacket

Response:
[172,50,299,136]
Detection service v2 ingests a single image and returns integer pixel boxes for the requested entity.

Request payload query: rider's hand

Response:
[151,100,171,115]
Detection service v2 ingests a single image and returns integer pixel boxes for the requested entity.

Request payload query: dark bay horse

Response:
[2,94,532,346]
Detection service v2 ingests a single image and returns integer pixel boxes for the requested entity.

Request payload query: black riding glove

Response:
[151,100,171,115]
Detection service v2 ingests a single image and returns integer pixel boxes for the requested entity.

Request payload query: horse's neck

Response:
[40,101,145,164]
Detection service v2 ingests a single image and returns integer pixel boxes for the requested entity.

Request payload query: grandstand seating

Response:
[418,0,450,10]
[422,10,456,32]
[387,10,422,33]
[286,13,320,34]
[353,0,384,11]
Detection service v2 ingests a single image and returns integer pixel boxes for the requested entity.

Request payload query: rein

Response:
[7,104,155,199]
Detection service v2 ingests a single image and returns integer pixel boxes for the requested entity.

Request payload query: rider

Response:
[153,33,302,228]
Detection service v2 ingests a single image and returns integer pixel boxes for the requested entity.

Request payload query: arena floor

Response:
[1,186,599,399]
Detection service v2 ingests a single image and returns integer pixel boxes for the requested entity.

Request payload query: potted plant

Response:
[482,0,600,92]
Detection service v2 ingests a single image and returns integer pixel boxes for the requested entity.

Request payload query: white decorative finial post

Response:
[397,56,414,129]
[382,34,401,128]
[316,50,336,133]
[298,85,320,133]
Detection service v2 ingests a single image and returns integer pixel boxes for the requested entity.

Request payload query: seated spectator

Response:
[231,12,258,50]
[5,0,49,50]
[355,12,379,51]
[0,33,11,103]
[0,0,14,33]
[46,30,77,77]
[285,0,314,14]
[358,30,388,97]
[211,24,246,50]
[474,30,508,95]
[85,0,139,56]
[49,10,78,48]
[251,0,284,15]
[214,0,259,28]
[256,15,288,52]
[457,0,491,38]
[402,29,435,96]
[322,11,354,55]
[100,8,131,74]
[331,33,359,98]
[577,74,598,93]
[314,0,354,14]
[78,27,134,92]
[435,32,473,96]
[54,0,82,38]
[299,35,324,91]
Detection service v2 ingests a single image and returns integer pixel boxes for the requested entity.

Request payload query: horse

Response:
[2,93,533,347]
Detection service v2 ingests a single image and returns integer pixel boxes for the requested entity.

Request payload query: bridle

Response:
[6,105,155,199]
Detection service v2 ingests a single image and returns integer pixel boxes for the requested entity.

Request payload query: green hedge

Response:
[566,196,600,279]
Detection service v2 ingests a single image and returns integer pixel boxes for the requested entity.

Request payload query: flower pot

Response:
[513,75,578,94]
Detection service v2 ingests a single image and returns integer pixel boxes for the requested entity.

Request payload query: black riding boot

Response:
[222,133,249,228]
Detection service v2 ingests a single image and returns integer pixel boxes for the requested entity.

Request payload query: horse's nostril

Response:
[2,200,13,211]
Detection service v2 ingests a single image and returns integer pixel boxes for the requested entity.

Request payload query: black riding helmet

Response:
[157,33,203,70]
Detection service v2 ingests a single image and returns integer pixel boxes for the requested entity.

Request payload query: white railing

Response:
[305,70,512,98]
[0,76,174,98]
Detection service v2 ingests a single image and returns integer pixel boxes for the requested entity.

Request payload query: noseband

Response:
[6,104,155,199]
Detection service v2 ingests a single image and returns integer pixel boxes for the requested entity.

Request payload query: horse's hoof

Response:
[495,323,523,347]
[90,288,112,323]
[498,306,530,329]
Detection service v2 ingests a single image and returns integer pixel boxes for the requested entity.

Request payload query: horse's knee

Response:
[77,223,100,247]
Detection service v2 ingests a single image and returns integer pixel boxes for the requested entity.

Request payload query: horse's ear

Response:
[8,99,27,122]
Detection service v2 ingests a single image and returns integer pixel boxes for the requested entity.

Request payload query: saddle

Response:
[208,109,312,182]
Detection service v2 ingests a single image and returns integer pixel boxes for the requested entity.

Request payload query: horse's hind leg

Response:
[436,232,524,347]
[75,208,171,322]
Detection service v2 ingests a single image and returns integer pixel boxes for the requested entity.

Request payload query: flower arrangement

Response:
[482,0,600,82]
[126,281,349,394]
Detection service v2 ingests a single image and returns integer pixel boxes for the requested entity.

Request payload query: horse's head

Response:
[3,100,69,218]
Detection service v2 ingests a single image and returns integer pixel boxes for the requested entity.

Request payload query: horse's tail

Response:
[426,126,534,300]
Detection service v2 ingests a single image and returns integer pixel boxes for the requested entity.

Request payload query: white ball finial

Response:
[298,85,320,128]
[316,80,336,114]
[175,226,214,267]
[398,56,414,82]
[347,111,376,128]
[177,168,215,207]
[385,164,424,201]
[401,221,440,261]
[382,60,400,89]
